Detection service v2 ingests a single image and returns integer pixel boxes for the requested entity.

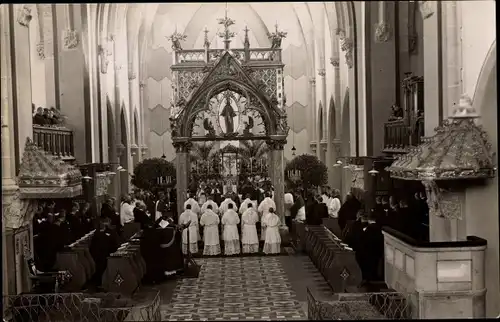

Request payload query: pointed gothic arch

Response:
[318,102,324,141]
[328,95,336,141]
[173,52,287,141]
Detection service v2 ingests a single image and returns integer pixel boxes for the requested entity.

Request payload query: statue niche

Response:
[191,89,266,139]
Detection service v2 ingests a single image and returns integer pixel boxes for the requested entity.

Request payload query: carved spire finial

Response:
[450,94,479,119]
[243,25,250,48]
[217,3,236,50]
[203,27,210,48]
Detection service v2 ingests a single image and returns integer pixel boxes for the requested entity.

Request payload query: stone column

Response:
[37,5,58,109]
[318,68,327,164]
[267,137,288,232]
[309,77,317,154]
[329,58,342,190]
[173,141,191,216]
[1,4,20,297]
[12,4,33,165]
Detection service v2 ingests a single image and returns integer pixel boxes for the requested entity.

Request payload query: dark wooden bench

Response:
[304,226,362,292]
[55,230,96,291]
[102,232,146,296]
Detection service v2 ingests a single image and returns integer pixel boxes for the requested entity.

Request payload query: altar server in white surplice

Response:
[201,195,219,216]
[221,203,240,255]
[199,205,221,256]
[184,193,201,215]
[239,194,257,215]
[184,194,201,239]
[219,197,237,217]
[258,192,276,241]
[262,207,281,254]
[178,204,199,255]
[241,203,259,254]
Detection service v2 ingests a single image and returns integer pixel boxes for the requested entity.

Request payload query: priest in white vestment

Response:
[221,203,240,255]
[284,192,294,229]
[219,197,237,217]
[241,203,259,254]
[328,189,342,218]
[201,196,219,215]
[178,204,199,255]
[258,192,276,241]
[239,193,257,215]
[184,193,201,216]
[262,207,281,254]
[120,196,134,226]
[199,205,221,256]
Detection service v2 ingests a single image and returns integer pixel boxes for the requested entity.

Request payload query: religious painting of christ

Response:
[219,97,239,134]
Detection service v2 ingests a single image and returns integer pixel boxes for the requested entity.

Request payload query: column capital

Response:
[63,29,79,50]
[139,82,147,88]
[36,42,45,60]
[309,77,316,85]
[266,139,286,151]
[330,57,340,67]
[341,38,354,69]
[128,72,137,81]
[375,22,391,43]
[116,143,126,157]
[172,140,192,153]
[317,68,326,77]
[17,6,32,27]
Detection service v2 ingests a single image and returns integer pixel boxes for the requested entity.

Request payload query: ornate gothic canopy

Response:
[168,13,289,144]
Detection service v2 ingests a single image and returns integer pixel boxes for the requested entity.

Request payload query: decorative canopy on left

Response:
[17,138,83,199]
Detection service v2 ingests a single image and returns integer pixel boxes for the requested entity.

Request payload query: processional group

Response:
[166,9,291,227]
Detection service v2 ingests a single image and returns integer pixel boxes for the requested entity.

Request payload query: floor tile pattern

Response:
[161,257,308,321]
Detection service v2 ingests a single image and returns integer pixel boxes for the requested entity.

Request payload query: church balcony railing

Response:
[33,125,75,162]
[383,117,424,153]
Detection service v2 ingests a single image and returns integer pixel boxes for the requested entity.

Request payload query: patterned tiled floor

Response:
[161,257,308,321]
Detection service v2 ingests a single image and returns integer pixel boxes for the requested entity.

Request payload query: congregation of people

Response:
[32,173,430,290]
[32,104,65,127]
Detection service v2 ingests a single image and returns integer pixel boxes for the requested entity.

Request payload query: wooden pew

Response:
[102,232,146,296]
[55,230,96,291]
[304,226,362,292]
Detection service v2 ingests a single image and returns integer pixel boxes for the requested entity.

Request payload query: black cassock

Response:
[141,220,184,282]
[89,229,120,286]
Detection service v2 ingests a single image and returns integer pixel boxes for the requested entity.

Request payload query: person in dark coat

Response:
[133,202,151,229]
[338,192,361,233]
[344,209,368,251]
[35,214,70,272]
[66,203,84,242]
[357,214,385,284]
[101,197,121,230]
[89,218,120,287]
[79,202,96,233]
[33,205,47,236]
[304,192,318,225]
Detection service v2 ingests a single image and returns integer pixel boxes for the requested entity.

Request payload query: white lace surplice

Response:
[263,213,281,254]
[179,210,199,254]
[222,209,240,255]
[184,198,201,215]
[241,209,259,253]
[200,210,221,256]
[239,198,256,215]
[219,198,237,216]
[258,197,276,241]
[201,200,219,215]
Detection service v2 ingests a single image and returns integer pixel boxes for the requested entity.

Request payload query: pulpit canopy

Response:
[17,138,83,199]
[387,95,496,181]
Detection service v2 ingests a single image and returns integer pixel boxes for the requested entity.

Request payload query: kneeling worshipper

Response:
[179,204,199,255]
[221,203,241,255]
[241,203,259,254]
[262,208,281,255]
[89,218,120,288]
[258,192,276,241]
[199,205,221,256]
[201,195,219,215]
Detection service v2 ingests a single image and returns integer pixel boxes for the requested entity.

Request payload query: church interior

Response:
[2,1,499,320]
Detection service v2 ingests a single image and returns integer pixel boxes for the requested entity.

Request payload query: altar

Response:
[168,10,290,227]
